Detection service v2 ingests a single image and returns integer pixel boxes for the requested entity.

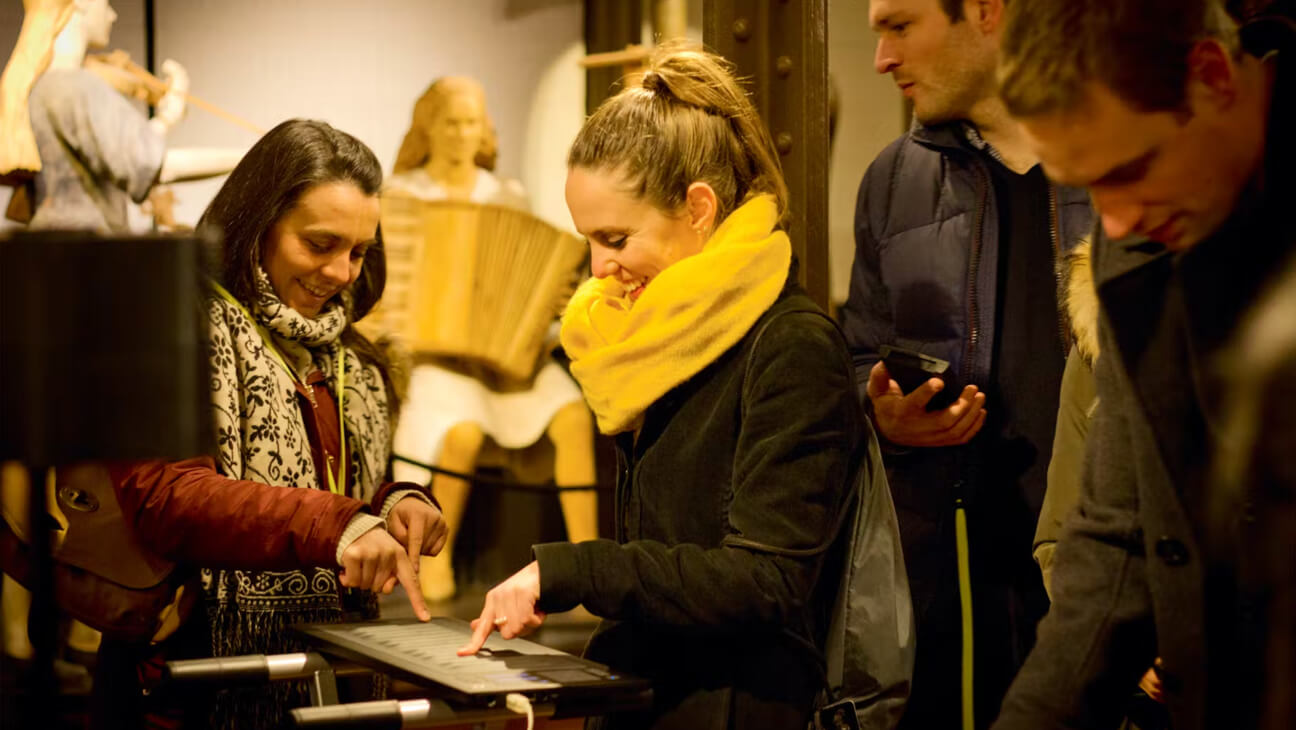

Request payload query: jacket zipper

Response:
[615,436,632,543]
[1047,184,1073,356]
[962,163,988,385]
[617,459,627,543]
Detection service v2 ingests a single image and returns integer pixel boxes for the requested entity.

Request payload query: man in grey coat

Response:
[990,1,1294,728]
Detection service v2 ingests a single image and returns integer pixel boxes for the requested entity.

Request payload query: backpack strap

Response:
[724,306,857,559]
[740,304,915,729]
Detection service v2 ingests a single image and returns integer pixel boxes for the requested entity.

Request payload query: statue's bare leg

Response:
[420,421,484,603]
[549,402,598,544]
[65,620,100,658]
[2,574,33,661]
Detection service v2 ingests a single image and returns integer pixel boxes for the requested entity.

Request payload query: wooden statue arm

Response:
[158,147,245,184]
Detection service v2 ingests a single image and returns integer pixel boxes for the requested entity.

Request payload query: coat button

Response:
[1155,536,1190,566]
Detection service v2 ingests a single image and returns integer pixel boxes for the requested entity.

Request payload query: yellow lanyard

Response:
[211,282,347,495]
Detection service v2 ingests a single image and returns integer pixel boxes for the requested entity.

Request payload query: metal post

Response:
[585,0,645,114]
[652,0,689,41]
[704,0,830,309]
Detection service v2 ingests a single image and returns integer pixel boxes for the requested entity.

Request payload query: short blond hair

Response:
[999,0,1239,117]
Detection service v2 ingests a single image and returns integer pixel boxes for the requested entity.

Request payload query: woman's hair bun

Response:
[641,68,667,95]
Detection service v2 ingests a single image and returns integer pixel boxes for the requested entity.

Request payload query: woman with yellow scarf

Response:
[460,46,866,730]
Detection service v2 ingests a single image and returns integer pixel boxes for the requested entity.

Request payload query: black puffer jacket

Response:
[839,122,1092,521]
[533,274,865,730]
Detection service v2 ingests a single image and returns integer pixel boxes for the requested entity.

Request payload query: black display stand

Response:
[0,230,212,724]
[162,651,651,729]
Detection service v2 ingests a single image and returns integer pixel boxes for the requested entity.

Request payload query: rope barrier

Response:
[390,454,612,493]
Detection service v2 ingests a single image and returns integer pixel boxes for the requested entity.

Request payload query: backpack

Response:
[812,427,915,730]
[744,305,915,730]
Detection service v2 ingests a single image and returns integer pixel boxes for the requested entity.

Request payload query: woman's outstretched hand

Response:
[340,528,431,621]
[457,561,546,655]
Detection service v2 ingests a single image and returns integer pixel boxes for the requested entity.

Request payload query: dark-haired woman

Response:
[99,119,445,729]
[460,48,869,729]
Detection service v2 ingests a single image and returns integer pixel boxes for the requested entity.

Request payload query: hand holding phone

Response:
[866,345,987,448]
[878,345,961,411]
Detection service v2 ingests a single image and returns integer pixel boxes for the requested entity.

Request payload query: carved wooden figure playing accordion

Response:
[373,76,597,602]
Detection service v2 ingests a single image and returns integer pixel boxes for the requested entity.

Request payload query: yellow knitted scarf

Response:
[560,194,791,434]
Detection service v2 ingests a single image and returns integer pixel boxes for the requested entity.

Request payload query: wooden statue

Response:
[0,0,76,185]
[83,49,264,136]
[0,0,245,230]
[0,0,242,668]
[380,77,598,602]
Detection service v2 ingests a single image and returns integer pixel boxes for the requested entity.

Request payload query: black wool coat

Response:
[534,277,866,730]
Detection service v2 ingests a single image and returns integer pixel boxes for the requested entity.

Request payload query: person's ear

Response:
[970,0,1005,35]
[1186,38,1240,112]
[684,182,718,236]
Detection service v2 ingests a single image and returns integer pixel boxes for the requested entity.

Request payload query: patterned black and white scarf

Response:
[200,270,392,727]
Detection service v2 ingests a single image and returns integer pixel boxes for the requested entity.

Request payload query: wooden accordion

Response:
[368,195,587,382]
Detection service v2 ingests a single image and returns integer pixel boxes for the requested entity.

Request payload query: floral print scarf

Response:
[199,270,391,728]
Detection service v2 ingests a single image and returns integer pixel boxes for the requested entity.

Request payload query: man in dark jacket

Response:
[839,1,1092,727]
[991,1,1294,728]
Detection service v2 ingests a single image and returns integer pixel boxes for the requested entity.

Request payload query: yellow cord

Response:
[955,504,974,730]
[331,346,345,495]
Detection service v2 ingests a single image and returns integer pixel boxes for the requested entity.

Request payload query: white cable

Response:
[504,692,534,730]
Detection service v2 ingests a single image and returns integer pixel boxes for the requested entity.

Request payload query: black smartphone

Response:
[878,344,961,411]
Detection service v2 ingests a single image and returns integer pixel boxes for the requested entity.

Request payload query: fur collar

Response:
[1065,239,1101,365]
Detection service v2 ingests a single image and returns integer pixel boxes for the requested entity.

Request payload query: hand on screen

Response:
[340,528,430,621]
[458,561,546,655]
